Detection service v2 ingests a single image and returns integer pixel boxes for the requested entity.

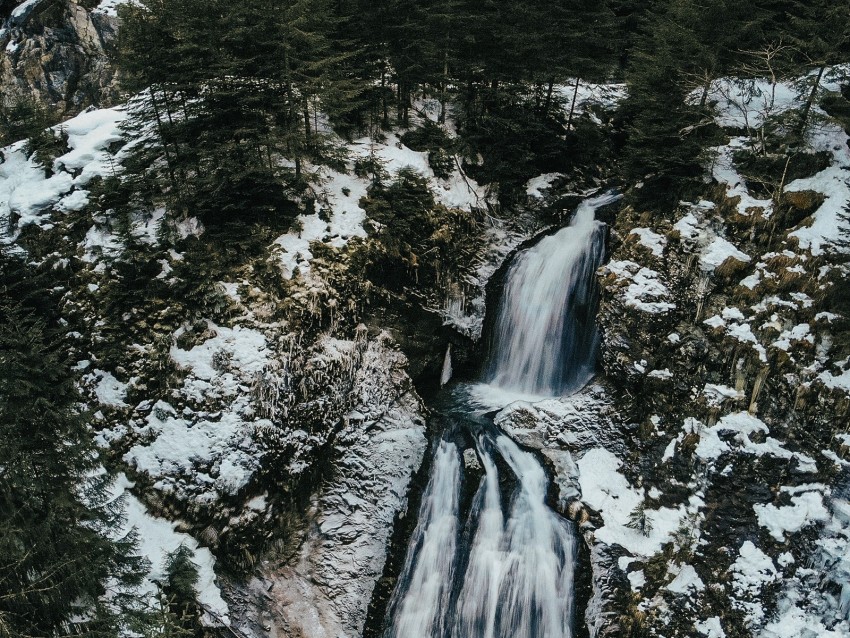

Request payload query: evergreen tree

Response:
[620,1,720,207]
[0,250,149,638]
[783,1,850,135]
[119,0,360,226]
[150,545,202,638]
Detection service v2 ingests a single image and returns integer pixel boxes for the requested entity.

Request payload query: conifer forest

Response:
[1,1,850,637]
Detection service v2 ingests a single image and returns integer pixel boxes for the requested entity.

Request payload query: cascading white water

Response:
[384,193,617,638]
[486,192,620,396]
[452,435,576,638]
[387,441,462,638]
[385,433,577,638]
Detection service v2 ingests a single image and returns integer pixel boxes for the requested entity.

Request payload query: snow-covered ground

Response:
[0,106,127,244]
[108,473,230,626]
[272,131,488,280]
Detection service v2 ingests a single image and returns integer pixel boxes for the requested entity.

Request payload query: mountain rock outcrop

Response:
[1,0,119,115]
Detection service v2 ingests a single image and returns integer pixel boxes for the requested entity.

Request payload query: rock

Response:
[1,0,119,116]
[462,447,481,471]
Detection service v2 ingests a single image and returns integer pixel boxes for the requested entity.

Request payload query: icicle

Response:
[440,344,453,387]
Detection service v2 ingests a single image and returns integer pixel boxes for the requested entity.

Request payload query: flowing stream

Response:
[383,193,617,638]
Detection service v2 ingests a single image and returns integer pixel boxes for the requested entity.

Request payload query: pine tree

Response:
[620,1,718,207]
[150,545,202,638]
[783,1,850,135]
[0,250,150,638]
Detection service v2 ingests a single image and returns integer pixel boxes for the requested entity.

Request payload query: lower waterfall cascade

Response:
[382,193,619,638]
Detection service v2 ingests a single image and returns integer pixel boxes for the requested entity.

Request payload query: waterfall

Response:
[384,193,616,638]
[385,433,576,638]
[451,435,576,638]
[486,192,619,396]
[386,441,462,638]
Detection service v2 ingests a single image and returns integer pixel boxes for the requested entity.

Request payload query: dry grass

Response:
[715,256,750,279]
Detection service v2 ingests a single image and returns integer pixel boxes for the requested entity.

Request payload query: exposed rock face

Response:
[1,0,119,116]
[590,181,850,635]
[226,335,428,638]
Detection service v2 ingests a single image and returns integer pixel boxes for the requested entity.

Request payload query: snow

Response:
[772,323,813,351]
[726,322,768,363]
[81,223,122,261]
[111,474,229,625]
[56,108,126,181]
[170,323,268,382]
[526,173,564,198]
[762,603,850,638]
[629,227,666,257]
[256,335,427,637]
[722,307,746,322]
[704,71,850,256]
[685,413,816,472]
[56,189,90,213]
[553,81,627,117]
[628,570,646,590]
[577,448,685,556]
[703,383,744,407]
[89,370,128,407]
[10,0,42,20]
[0,106,127,244]
[124,401,259,497]
[93,0,130,16]
[701,236,751,271]
[696,616,726,638]
[711,140,773,218]
[754,489,829,542]
[673,212,701,241]
[819,367,850,393]
[731,541,778,626]
[604,260,676,314]
[741,271,761,289]
[118,322,273,499]
[246,494,268,511]
[708,77,801,130]
[273,132,487,278]
[648,369,673,380]
[787,121,850,256]
[666,564,705,595]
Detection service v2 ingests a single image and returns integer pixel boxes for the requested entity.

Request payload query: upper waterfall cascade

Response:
[384,193,617,638]
[486,192,619,396]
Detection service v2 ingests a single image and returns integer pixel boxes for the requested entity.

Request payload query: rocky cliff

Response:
[1,0,119,116]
